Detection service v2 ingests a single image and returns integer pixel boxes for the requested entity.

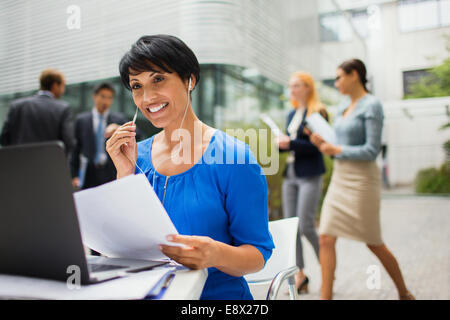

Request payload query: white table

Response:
[0,268,207,300]
[162,268,207,300]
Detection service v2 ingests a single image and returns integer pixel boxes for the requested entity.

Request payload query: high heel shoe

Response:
[297,276,309,294]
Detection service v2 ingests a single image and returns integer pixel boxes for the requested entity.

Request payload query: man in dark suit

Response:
[0,69,75,154]
[70,82,128,190]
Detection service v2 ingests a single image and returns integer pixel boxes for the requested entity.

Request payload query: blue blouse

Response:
[135,130,274,300]
[334,94,384,161]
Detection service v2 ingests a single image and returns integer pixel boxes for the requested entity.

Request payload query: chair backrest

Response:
[245,217,298,282]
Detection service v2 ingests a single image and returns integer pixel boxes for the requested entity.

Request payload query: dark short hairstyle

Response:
[39,69,64,91]
[338,59,369,92]
[93,82,116,96]
[119,34,200,91]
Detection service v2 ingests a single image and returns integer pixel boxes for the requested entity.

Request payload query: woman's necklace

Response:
[151,125,210,205]
[151,136,182,206]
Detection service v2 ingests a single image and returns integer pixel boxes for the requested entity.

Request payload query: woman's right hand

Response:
[303,127,312,136]
[106,121,137,179]
[310,133,325,148]
[276,135,291,150]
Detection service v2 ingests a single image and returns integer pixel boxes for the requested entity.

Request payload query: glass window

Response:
[199,66,216,126]
[63,83,84,114]
[322,79,336,89]
[351,10,370,38]
[402,69,432,96]
[319,9,369,42]
[441,0,450,26]
[398,0,441,32]
[196,65,283,130]
[320,12,353,42]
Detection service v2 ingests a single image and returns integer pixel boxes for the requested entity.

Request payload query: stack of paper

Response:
[260,114,283,137]
[305,113,336,144]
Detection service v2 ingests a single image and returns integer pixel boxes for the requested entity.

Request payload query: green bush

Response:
[224,122,287,220]
[444,140,450,160]
[265,151,288,221]
[415,162,450,194]
[265,147,334,221]
[405,35,450,99]
[224,121,335,220]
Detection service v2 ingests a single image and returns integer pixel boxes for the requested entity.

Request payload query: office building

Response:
[1,0,449,187]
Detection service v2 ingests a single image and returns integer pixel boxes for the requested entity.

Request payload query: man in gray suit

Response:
[0,69,75,154]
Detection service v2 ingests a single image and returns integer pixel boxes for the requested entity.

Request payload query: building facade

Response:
[1,0,449,187]
[310,0,450,185]
[0,0,290,137]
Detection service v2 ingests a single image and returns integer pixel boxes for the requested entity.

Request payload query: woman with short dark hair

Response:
[106,35,274,300]
[310,59,414,300]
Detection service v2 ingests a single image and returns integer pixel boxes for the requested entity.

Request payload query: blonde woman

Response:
[276,71,328,294]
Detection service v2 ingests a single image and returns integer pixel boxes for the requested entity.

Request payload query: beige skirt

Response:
[318,160,383,245]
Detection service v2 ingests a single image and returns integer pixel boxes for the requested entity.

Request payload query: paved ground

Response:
[250,193,450,300]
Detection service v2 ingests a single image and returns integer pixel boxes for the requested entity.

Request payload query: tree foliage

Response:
[406,35,450,99]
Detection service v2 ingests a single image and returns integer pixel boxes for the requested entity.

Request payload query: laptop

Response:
[0,141,167,284]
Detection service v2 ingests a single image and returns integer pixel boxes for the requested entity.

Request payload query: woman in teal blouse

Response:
[105,35,274,300]
[310,59,414,300]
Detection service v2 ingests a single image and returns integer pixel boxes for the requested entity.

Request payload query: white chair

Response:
[245,217,299,300]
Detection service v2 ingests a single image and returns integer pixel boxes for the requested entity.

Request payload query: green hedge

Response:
[415,162,450,194]
[226,123,335,220]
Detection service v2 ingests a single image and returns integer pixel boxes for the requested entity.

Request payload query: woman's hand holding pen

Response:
[310,133,342,156]
[106,121,137,178]
[104,123,120,139]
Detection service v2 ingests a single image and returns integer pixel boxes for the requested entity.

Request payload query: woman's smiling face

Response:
[129,66,192,129]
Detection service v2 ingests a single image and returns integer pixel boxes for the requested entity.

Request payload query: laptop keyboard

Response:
[88,263,129,273]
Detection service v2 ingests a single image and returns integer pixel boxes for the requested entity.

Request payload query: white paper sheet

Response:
[305,113,337,144]
[73,174,180,261]
[260,114,283,137]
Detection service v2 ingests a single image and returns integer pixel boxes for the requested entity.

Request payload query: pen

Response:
[132,106,138,125]
[124,106,138,150]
